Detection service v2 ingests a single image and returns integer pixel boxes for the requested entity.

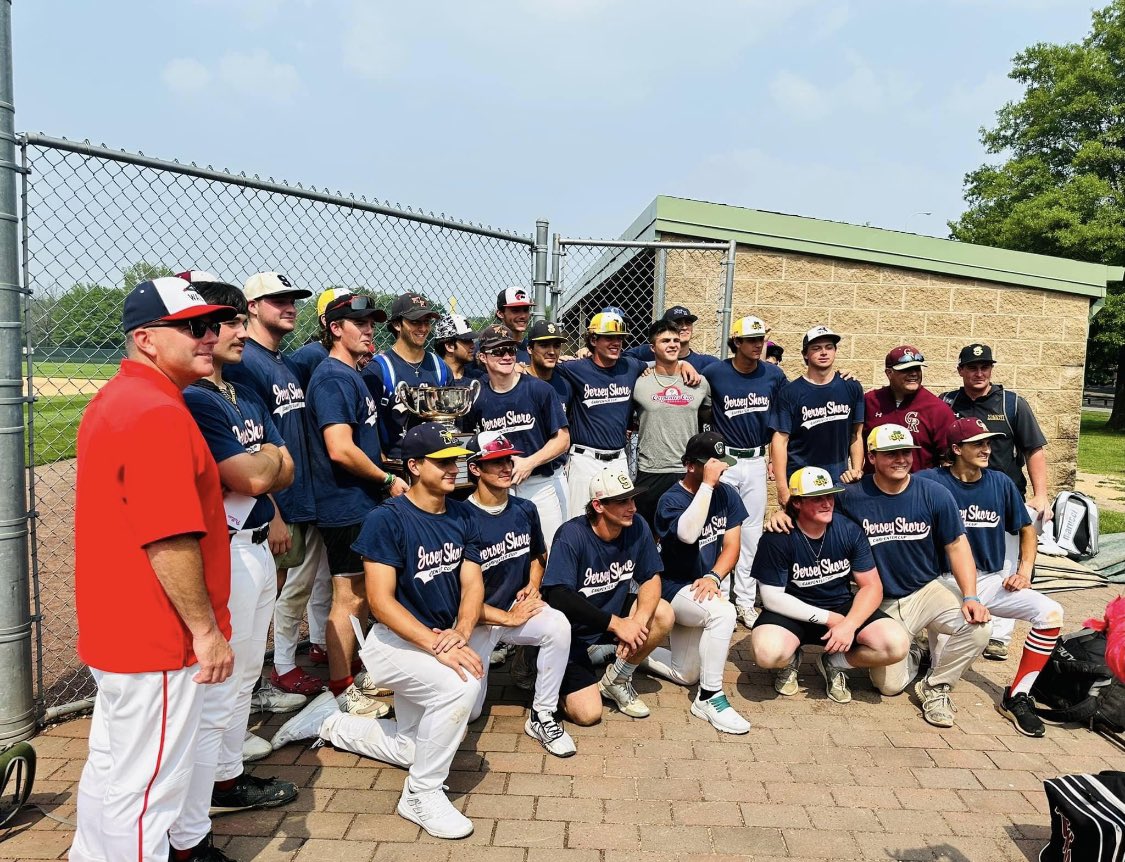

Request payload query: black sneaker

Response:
[170,831,236,861]
[997,687,1045,738]
[209,772,298,815]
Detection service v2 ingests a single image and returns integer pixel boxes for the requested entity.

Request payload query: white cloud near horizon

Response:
[160,50,302,104]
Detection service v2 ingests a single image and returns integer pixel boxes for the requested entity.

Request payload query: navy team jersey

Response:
[916,467,1030,576]
[769,374,865,481]
[542,515,662,644]
[553,355,647,450]
[371,349,451,460]
[837,475,965,599]
[703,359,787,449]
[626,344,719,372]
[184,381,284,531]
[287,341,328,389]
[463,375,568,479]
[654,482,748,601]
[474,496,546,610]
[543,371,570,416]
[752,517,875,609]
[306,357,384,527]
[354,496,482,631]
[224,338,316,523]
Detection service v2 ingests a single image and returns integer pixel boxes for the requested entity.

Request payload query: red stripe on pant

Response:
[138,671,169,861]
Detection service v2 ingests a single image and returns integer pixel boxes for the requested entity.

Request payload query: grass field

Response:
[29,361,115,380]
[1079,411,1124,534]
[26,394,93,465]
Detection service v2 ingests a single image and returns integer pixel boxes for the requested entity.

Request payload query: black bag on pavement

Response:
[1031,629,1115,724]
[1041,771,1125,861]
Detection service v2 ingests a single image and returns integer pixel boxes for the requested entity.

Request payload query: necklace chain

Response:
[797,526,826,566]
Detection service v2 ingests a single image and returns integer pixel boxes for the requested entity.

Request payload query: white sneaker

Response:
[525,711,577,758]
[271,690,341,750]
[586,643,617,665]
[338,683,391,718]
[242,731,272,762]
[598,673,650,718]
[735,605,758,628]
[690,692,751,735]
[397,783,474,839]
[250,681,308,714]
[354,670,393,699]
[490,642,511,666]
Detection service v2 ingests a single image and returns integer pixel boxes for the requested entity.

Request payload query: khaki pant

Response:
[869,579,990,695]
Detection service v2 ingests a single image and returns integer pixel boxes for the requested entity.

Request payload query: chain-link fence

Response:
[550,239,734,356]
[20,134,537,719]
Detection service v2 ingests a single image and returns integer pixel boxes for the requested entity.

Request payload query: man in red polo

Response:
[71,277,238,862]
[863,345,955,474]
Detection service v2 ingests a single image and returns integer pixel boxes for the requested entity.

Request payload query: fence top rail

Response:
[20,133,535,246]
[558,238,729,250]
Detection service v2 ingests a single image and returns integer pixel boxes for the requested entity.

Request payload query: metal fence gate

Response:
[20,134,540,721]
[548,238,735,357]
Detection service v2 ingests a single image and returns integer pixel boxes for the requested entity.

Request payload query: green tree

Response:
[122,261,174,290]
[950,0,1125,428]
[51,283,127,349]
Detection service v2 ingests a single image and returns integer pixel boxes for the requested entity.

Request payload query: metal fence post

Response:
[654,248,667,317]
[718,239,737,360]
[533,219,548,323]
[0,0,36,745]
[548,233,562,322]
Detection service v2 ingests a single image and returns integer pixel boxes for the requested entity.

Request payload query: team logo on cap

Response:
[973,419,988,432]
[973,345,983,356]
[750,320,763,331]
[547,323,557,333]
[714,442,725,456]
[889,429,905,441]
[513,289,527,302]
[276,274,293,287]
[814,474,829,487]
[440,429,454,445]
[900,349,922,362]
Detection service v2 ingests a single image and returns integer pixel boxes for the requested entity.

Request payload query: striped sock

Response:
[1010,627,1060,696]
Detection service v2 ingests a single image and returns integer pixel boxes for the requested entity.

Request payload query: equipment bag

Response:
[1031,628,1114,724]
[1054,491,1100,560]
[0,742,35,828]
[1041,771,1125,862]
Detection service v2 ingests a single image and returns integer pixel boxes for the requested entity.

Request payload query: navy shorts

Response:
[320,523,364,576]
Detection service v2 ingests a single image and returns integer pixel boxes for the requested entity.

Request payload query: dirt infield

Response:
[27,377,107,397]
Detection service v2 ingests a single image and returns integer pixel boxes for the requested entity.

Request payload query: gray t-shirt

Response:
[632,373,710,473]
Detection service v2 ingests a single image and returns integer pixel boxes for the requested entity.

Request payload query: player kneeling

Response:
[463,431,576,757]
[271,423,487,840]
[640,432,752,734]
[752,467,910,704]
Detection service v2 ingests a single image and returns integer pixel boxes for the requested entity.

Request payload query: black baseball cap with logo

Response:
[683,431,736,466]
[958,343,996,366]
[528,319,565,342]
[662,305,698,323]
[400,422,472,462]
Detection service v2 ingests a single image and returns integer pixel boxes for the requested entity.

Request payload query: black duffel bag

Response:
[1041,771,1125,862]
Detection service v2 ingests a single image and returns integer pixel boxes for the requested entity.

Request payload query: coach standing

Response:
[72,277,236,862]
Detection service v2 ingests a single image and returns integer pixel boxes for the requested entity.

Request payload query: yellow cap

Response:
[317,287,353,317]
[729,316,769,339]
[867,423,921,453]
[587,312,628,336]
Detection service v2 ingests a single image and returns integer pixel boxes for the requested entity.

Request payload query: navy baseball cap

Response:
[662,305,698,323]
[324,294,388,325]
[401,422,472,462]
[389,292,440,323]
[122,277,236,333]
[958,343,996,366]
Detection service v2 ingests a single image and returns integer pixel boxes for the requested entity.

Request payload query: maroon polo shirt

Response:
[862,385,956,473]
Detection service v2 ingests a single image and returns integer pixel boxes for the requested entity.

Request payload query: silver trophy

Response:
[393,379,480,488]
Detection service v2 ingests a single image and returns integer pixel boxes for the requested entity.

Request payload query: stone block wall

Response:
[660,240,1091,496]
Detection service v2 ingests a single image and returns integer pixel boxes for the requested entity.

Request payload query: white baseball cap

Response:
[589,467,639,504]
[243,271,312,301]
[788,466,844,498]
[729,316,769,339]
[867,423,921,452]
[802,325,841,351]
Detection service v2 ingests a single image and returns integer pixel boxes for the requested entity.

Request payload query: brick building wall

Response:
[660,240,1091,496]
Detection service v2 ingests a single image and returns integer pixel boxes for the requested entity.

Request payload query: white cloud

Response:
[770,52,918,122]
[161,58,211,96]
[341,3,400,81]
[160,51,301,104]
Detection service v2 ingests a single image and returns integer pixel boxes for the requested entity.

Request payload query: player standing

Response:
[495,286,534,363]
[433,313,484,385]
[625,305,718,372]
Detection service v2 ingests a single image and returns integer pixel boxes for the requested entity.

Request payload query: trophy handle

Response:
[394,381,416,415]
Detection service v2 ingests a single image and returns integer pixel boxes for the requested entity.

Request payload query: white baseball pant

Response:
[70,666,203,862]
[565,446,627,519]
[641,587,737,692]
[512,469,568,547]
[273,524,331,673]
[719,455,767,608]
[989,523,1033,646]
[471,606,571,719]
[931,573,1063,666]
[870,578,991,694]
[336,623,489,793]
[170,533,275,849]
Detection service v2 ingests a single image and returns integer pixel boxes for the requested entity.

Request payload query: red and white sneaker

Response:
[271,667,325,696]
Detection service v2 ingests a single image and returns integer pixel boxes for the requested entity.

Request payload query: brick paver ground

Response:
[6,585,1125,861]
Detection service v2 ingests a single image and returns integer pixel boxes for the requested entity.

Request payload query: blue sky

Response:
[14,0,1097,241]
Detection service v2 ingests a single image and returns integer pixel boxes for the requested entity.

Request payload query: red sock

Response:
[1011,627,1060,696]
[172,850,193,862]
[328,675,353,696]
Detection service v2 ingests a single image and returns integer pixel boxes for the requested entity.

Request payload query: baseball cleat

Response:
[525,711,577,757]
[773,648,802,696]
[914,677,957,728]
[338,682,391,718]
[490,642,512,667]
[242,731,272,763]
[816,653,852,704]
[210,773,298,815]
[397,782,474,839]
[691,692,751,734]
[270,666,324,696]
[271,690,340,750]
[250,681,307,714]
[598,673,650,719]
[998,687,1045,737]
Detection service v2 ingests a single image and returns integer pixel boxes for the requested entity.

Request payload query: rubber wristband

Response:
[383,473,396,488]
[962,595,980,603]
[704,572,722,586]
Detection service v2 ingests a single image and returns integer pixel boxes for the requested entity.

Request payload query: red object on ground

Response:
[1084,595,1125,683]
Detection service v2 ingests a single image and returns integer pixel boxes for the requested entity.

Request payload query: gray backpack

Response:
[1054,491,1100,560]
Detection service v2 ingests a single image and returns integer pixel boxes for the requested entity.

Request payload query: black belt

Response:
[728,445,768,458]
[230,524,270,545]
[572,445,624,462]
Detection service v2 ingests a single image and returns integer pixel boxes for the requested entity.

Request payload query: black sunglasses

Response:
[145,318,222,339]
[484,345,517,357]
